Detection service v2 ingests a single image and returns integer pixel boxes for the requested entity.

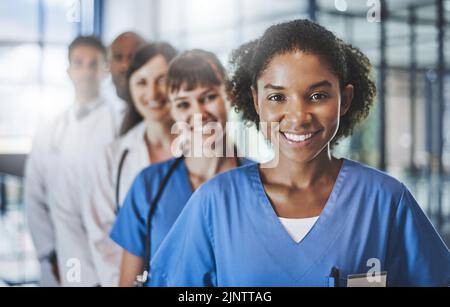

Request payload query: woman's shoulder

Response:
[114,122,146,151]
[192,162,258,199]
[124,158,181,201]
[104,122,146,165]
[343,158,406,198]
[138,157,181,181]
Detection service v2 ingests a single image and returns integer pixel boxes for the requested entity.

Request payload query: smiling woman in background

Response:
[83,43,178,287]
[149,19,450,287]
[110,49,253,287]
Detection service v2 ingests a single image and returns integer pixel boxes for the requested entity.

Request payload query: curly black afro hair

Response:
[227,19,376,146]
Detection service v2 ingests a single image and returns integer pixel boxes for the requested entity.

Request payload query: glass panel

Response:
[186,0,238,32]
[0,85,41,139]
[159,0,185,36]
[43,0,78,43]
[0,0,39,41]
[386,69,412,174]
[0,174,39,286]
[386,21,410,67]
[186,28,237,55]
[0,45,40,84]
[242,0,306,21]
[42,45,71,85]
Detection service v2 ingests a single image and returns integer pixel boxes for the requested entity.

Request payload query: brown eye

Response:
[177,101,190,110]
[201,93,218,104]
[136,79,147,86]
[267,94,285,103]
[310,93,328,102]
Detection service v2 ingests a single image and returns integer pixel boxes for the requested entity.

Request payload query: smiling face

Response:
[253,51,353,164]
[68,45,106,101]
[169,83,228,153]
[129,55,170,122]
[109,34,144,100]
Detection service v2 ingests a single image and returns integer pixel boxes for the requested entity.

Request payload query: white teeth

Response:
[284,133,314,142]
[146,100,164,108]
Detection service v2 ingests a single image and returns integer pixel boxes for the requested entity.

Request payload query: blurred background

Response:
[0,0,449,286]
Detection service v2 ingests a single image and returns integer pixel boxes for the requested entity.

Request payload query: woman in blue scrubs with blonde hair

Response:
[150,19,450,287]
[110,49,252,286]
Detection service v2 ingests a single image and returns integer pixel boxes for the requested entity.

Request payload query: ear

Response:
[67,66,73,81]
[251,86,260,116]
[341,84,354,116]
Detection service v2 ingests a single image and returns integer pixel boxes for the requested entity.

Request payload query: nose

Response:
[144,82,159,101]
[119,57,130,72]
[284,98,313,128]
[81,65,96,79]
[188,101,211,126]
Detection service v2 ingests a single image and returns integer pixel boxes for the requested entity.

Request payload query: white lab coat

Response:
[25,97,123,287]
[83,122,150,286]
[102,78,128,132]
[25,123,59,287]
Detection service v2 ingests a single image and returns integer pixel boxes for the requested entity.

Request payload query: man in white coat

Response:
[25,36,121,286]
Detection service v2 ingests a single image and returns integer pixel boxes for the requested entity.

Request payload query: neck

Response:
[117,88,130,103]
[265,145,339,189]
[75,91,99,106]
[145,117,174,148]
[185,142,237,180]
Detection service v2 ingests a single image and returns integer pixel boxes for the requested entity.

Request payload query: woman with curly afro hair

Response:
[149,20,450,287]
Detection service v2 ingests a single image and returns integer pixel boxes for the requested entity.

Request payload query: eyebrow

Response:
[264,84,285,90]
[263,80,333,91]
[174,88,215,102]
[308,80,332,91]
[174,96,189,102]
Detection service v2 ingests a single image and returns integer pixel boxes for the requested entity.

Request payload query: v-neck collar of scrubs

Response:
[180,156,250,193]
[246,159,350,283]
[178,158,195,194]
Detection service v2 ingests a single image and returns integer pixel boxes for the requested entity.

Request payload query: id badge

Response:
[347,272,387,287]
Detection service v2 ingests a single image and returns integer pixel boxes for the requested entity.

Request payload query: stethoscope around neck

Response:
[113,150,184,287]
[135,155,185,287]
[117,147,241,287]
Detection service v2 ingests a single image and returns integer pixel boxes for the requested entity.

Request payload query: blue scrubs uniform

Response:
[150,159,450,287]
[110,157,253,285]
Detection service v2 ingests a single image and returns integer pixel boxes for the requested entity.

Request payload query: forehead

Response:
[70,45,104,61]
[170,83,218,98]
[111,36,142,53]
[258,51,338,88]
[132,55,168,78]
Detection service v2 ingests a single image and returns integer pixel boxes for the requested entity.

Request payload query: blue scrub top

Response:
[150,159,450,287]
[110,157,254,278]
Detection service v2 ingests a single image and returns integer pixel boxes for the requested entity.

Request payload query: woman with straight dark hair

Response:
[83,43,178,287]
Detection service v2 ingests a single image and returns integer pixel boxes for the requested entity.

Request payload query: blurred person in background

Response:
[103,32,145,135]
[110,50,253,287]
[25,36,121,287]
[83,43,178,287]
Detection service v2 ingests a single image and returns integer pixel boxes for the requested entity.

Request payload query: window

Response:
[0,0,98,155]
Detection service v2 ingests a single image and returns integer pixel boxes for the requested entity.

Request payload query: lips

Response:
[191,119,219,134]
[280,130,321,146]
[145,99,166,109]
[283,132,315,142]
